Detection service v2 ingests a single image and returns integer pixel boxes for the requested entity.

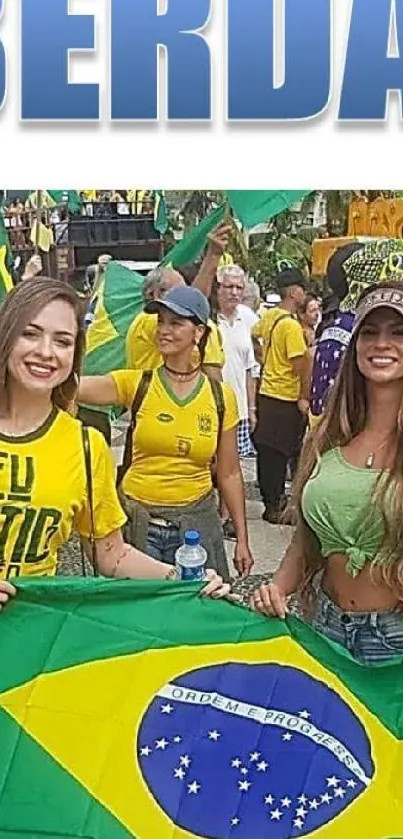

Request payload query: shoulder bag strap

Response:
[81,425,99,577]
[262,312,293,368]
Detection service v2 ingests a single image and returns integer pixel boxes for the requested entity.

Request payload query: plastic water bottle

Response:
[175,531,207,581]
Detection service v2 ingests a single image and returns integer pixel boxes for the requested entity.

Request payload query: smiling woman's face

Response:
[7,299,77,395]
[356,307,403,384]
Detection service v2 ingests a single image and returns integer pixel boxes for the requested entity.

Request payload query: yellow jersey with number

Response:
[125,312,225,370]
[0,409,126,580]
[112,368,238,506]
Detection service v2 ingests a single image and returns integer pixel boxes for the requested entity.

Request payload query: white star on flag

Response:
[327,776,340,788]
[264,794,274,805]
[249,751,260,762]
[298,710,311,719]
[257,761,268,772]
[282,732,293,741]
[187,781,201,794]
[161,703,174,714]
[281,797,292,808]
[180,755,191,768]
[296,806,307,818]
[174,767,186,780]
[238,780,251,792]
[155,738,169,750]
[230,817,240,826]
[346,779,357,788]
[173,736,181,743]
[240,767,248,776]
[309,798,319,810]
[321,792,332,804]
[270,808,283,820]
[208,730,221,741]
[293,817,304,829]
[297,794,308,805]
[231,758,242,768]
[334,787,346,798]
[140,746,152,756]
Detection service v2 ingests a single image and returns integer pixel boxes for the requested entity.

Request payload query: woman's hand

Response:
[0,580,17,612]
[199,569,232,599]
[233,542,254,579]
[250,582,289,619]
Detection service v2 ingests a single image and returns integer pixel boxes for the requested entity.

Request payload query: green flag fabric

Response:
[48,190,83,214]
[0,577,402,838]
[225,190,312,228]
[162,204,227,267]
[82,261,145,377]
[0,209,14,304]
[153,190,168,235]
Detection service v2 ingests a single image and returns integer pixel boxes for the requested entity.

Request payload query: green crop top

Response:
[301,447,385,577]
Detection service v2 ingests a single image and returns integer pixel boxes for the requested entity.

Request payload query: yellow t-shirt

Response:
[252,307,307,401]
[0,409,126,581]
[126,312,225,370]
[111,368,239,506]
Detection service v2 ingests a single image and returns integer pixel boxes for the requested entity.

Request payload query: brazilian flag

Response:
[0,209,13,304]
[0,578,402,839]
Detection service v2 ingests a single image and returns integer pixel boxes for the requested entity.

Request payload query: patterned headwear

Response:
[341,239,403,312]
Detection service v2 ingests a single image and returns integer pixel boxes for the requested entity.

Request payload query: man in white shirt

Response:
[216,265,257,537]
[217,265,257,455]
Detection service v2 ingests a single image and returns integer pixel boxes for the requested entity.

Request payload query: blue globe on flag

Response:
[137,662,374,838]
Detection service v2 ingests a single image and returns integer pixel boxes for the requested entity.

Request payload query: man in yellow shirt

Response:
[126,266,224,380]
[252,269,309,523]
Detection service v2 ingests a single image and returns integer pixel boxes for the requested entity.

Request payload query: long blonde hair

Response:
[0,277,86,412]
[293,280,403,602]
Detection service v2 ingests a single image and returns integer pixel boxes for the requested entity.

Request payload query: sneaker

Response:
[222,519,237,540]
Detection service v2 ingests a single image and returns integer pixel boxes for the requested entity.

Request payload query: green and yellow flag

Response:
[82,260,145,376]
[0,210,14,304]
[0,578,402,838]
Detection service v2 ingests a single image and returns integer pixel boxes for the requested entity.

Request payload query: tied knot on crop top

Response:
[301,447,386,577]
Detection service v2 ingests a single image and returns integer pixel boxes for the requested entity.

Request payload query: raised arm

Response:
[192,221,231,298]
[78,375,120,406]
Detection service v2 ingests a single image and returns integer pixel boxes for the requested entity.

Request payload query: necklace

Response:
[163,363,201,382]
[365,436,392,469]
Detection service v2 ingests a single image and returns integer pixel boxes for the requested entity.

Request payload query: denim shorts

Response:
[312,588,403,665]
[146,522,182,566]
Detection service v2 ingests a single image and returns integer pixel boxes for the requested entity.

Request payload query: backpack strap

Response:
[208,378,225,447]
[81,425,99,577]
[116,370,153,487]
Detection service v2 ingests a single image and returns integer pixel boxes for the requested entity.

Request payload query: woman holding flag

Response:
[0,278,231,610]
[253,280,403,664]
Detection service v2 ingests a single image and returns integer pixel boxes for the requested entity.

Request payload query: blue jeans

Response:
[312,588,403,665]
[146,523,182,565]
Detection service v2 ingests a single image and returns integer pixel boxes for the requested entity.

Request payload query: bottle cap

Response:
[184,530,200,546]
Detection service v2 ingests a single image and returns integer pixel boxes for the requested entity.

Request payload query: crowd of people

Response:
[1,223,403,666]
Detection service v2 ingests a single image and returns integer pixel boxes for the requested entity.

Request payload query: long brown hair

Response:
[0,277,86,412]
[293,279,403,602]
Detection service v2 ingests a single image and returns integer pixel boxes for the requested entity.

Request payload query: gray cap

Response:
[145,285,210,325]
[354,285,403,332]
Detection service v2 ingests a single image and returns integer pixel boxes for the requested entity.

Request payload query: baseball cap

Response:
[276,268,308,292]
[265,292,281,308]
[353,284,403,332]
[145,285,210,325]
